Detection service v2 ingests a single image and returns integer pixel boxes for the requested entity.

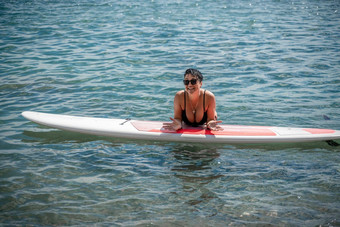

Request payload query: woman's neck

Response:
[187,89,201,102]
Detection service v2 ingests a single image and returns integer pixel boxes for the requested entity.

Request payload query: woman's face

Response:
[184,73,202,94]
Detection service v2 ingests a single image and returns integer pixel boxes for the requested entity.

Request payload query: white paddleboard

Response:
[22,111,340,144]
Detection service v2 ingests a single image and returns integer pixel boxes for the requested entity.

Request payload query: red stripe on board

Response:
[148,128,276,136]
[132,121,277,136]
[303,128,335,134]
[132,121,164,131]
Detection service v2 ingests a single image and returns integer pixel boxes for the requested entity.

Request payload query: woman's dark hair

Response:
[184,68,203,82]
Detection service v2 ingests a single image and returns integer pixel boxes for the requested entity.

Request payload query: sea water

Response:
[0,0,339,226]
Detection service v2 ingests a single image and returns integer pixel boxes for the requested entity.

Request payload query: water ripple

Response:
[1,0,340,226]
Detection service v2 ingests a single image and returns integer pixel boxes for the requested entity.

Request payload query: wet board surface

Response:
[22,111,340,144]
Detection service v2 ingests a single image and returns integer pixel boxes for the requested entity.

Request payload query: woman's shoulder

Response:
[174,90,185,103]
[203,89,215,98]
[175,90,185,97]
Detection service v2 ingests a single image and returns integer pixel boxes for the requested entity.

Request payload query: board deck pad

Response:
[132,121,277,136]
[302,128,335,134]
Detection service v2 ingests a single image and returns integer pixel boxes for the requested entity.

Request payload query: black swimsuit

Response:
[182,90,208,127]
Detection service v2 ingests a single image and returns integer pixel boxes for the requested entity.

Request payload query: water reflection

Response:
[170,144,225,215]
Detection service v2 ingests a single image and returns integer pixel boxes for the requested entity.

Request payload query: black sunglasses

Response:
[183,79,198,85]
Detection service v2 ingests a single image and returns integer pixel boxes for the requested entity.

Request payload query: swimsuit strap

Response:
[184,90,186,111]
[203,89,206,111]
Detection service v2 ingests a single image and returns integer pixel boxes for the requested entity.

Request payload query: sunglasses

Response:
[183,79,198,85]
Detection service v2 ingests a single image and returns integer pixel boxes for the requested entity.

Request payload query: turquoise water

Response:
[1,0,340,225]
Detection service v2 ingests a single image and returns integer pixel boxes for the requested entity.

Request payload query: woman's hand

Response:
[207,120,223,131]
[162,117,182,131]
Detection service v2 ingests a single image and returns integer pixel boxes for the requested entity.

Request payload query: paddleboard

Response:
[22,111,340,144]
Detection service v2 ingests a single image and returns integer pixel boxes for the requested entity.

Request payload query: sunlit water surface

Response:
[1,0,339,226]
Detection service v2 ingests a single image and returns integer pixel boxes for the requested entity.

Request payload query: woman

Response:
[163,68,222,131]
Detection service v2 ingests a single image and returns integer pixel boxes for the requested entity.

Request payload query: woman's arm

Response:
[162,91,183,131]
[205,91,223,131]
